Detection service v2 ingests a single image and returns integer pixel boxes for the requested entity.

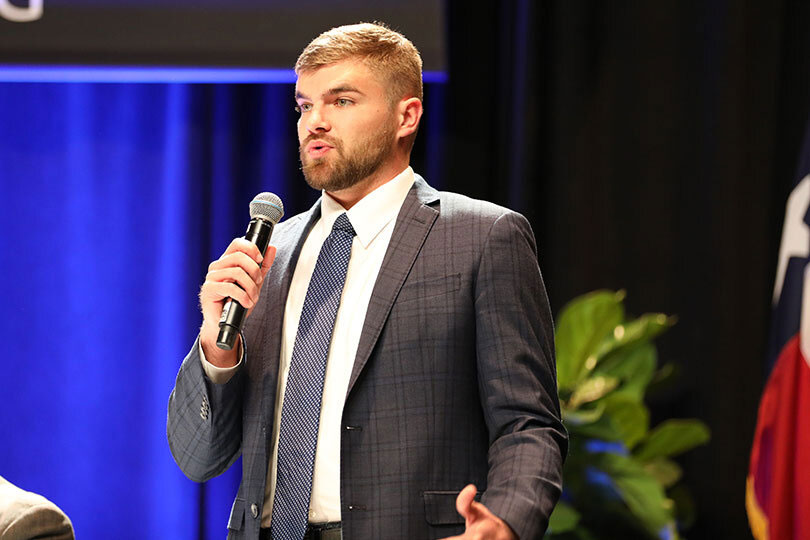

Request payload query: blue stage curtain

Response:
[0,81,316,539]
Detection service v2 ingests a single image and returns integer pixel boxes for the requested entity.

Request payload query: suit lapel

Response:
[347,175,440,394]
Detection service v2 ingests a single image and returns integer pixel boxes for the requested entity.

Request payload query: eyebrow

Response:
[295,85,365,101]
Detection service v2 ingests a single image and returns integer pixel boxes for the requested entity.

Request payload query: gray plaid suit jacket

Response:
[168,175,567,540]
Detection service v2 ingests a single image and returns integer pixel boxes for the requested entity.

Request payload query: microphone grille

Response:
[249,192,284,224]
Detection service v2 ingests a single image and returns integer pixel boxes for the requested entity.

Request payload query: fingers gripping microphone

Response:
[216,192,284,350]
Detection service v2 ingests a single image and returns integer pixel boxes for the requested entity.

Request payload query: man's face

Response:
[295,60,398,192]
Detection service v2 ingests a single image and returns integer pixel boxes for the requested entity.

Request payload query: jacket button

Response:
[250,503,259,518]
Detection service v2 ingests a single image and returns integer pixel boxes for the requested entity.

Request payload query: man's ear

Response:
[397,97,423,139]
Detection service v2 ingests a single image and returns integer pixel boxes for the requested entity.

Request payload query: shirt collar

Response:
[320,167,415,249]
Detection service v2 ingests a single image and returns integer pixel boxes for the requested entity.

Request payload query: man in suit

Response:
[168,22,566,540]
[0,476,74,540]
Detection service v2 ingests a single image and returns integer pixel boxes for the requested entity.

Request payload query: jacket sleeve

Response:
[0,477,75,540]
[166,335,245,483]
[474,210,568,539]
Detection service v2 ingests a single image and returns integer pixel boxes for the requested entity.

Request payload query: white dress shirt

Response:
[201,167,416,526]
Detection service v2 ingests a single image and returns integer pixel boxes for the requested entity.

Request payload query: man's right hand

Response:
[199,239,277,368]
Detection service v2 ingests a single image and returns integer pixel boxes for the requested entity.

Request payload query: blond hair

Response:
[295,22,423,103]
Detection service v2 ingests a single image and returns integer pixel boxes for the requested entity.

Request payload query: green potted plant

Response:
[546,290,710,540]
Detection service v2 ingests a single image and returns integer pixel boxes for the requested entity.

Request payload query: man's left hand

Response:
[440,484,518,540]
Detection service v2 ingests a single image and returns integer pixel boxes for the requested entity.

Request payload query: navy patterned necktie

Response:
[270,212,356,540]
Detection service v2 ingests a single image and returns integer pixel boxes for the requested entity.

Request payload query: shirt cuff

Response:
[199,338,243,384]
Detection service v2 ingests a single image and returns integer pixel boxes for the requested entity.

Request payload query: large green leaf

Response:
[601,394,650,449]
[592,313,675,366]
[548,501,580,533]
[568,375,619,409]
[562,403,605,426]
[555,290,625,389]
[563,392,649,448]
[593,343,657,401]
[644,457,683,488]
[566,414,625,442]
[592,453,675,534]
[634,419,711,462]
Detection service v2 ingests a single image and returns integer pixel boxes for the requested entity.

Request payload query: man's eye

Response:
[336,98,352,107]
[295,103,312,114]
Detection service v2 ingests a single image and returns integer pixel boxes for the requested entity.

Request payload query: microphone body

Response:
[217,193,284,350]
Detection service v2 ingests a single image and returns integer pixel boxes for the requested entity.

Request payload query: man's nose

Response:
[305,105,331,134]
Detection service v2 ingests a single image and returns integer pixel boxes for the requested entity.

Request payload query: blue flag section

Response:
[747,121,810,539]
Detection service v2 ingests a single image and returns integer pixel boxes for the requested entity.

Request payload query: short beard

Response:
[300,123,396,193]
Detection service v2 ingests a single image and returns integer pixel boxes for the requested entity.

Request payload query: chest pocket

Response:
[397,273,462,304]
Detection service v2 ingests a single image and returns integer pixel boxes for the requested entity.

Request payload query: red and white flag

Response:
[747,137,810,539]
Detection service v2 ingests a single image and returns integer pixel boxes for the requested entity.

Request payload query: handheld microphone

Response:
[216,192,284,350]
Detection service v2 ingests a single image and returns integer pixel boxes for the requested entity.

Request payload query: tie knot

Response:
[332,212,355,237]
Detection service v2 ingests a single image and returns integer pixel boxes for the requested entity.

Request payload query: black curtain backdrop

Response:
[414,1,810,538]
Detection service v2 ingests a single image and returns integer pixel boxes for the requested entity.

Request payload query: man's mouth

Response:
[305,140,335,158]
